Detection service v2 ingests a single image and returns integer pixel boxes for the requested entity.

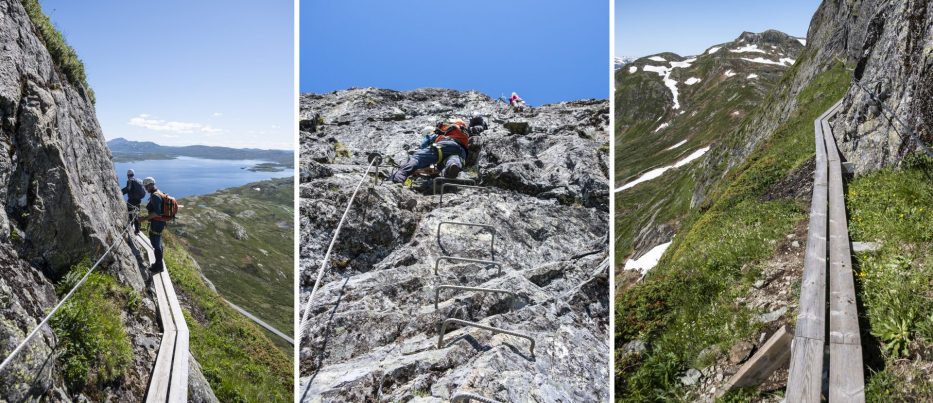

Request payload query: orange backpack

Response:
[152,191,178,221]
[435,119,469,148]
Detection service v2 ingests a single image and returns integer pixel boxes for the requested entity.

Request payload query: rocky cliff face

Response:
[0,1,211,400]
[299,88,609,401]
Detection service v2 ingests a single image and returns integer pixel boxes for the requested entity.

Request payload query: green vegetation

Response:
[615,61,850,400]
[334,142,351,158]
[50,260,133,395]
[21,0,94,103]
[174,177,294,337]
[164,234,293,402]
[847,154,933,401]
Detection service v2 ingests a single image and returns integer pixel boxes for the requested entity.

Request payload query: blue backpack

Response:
[128,178,146,201]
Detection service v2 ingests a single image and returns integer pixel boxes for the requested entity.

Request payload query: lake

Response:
[114,156,293,199]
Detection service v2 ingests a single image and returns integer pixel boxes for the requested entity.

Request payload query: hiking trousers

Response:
[127,201,141,234]
[392,140,466,183]
[149,221,166,270]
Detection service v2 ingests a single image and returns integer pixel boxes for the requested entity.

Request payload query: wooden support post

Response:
[719,325,793,396]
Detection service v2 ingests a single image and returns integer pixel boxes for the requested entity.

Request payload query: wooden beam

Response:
[786,101,836,402]
[719,325,793,395]
[824,111,865,402]
[142,234,176,403]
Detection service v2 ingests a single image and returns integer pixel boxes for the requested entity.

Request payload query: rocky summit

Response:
[299,88,609,401]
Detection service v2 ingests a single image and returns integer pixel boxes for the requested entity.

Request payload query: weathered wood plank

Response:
[829,343,866,400]
[786,104,832,401]
[720,325,793,394]
[824,112,865,402]
[786,337,825,402]
[162,268,189,403]
[142,233,176,403]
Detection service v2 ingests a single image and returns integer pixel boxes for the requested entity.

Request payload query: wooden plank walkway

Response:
[138,233,189,403]
[786,100,864,402]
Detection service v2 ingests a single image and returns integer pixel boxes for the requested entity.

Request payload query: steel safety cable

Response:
[0,206,140,373]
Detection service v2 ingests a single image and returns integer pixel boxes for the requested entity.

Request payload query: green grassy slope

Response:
[847,155,933,401]
[173,177,294,335]
[614,61,850,401]
[164,235,292,402]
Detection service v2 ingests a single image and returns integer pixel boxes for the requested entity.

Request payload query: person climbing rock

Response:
[140,177,168,272]
[509,92,526,110]
[468,112,488,135]
[121,169,146,235]
[392,118,470,183]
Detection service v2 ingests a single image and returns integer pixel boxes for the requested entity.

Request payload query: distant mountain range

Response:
[107,138,293,170]
[614,56,636,69]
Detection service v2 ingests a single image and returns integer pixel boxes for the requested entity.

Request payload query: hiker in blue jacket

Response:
[139,177,166,272]
[121,169,146,235]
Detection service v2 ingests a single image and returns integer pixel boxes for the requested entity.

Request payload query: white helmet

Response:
[143,177,156,186]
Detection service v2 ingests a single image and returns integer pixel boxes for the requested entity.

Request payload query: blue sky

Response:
[301,0,609,105]
[616,0,820,58]
[41,0,294,149]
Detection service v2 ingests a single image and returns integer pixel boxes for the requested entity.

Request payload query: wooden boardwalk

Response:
[786,100,864,402]
[138,233,189,403]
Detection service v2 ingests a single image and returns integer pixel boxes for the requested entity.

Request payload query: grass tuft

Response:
[21,0,95,103]
[50,261,133,395]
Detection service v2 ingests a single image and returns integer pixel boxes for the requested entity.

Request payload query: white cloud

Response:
[128,114,222,134]
[211,112,223,117]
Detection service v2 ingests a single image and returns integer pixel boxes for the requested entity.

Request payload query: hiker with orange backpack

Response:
[139,176,178,272]
[392,118,472,184]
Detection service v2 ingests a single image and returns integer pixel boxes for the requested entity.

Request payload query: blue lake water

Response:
[114,156,293,199]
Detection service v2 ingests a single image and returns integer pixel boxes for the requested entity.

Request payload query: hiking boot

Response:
[148,263,164,272]
[443,164,461,179]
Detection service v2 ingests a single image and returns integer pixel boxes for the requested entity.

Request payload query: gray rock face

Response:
[188,358,220,403]
[300,88,609,401]
[0,1,198,400]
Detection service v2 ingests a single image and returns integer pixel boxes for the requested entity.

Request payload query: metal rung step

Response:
[437,318,534,355]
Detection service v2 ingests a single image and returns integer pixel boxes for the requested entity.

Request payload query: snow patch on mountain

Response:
[624,238,674,274]
[649,56,667,62]
[653,122,670,133]
[724,69,737,77]
[747,73,759,79]
[616,146,711,192]
[670,57,697,68]
[685,77,702,85]
[741,57,795,66]
[729,44,768,54]
[707,46,722,54]
[628,66,638,73]
[666,139,688,150]
[643,65,681,110]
